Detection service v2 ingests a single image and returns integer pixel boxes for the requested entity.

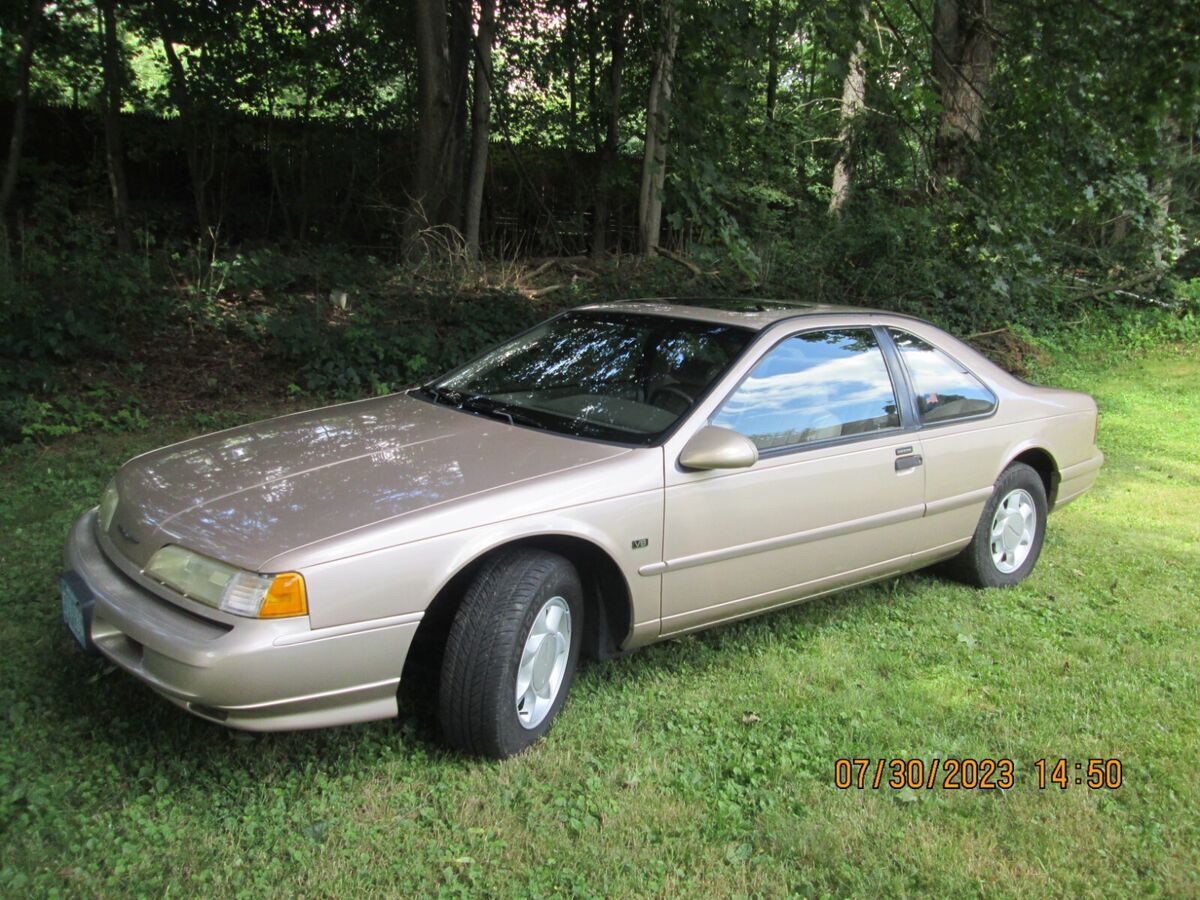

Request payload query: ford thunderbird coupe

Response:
[62,298,1103,757]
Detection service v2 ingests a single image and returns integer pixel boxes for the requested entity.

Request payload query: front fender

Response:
[297,485,664,633]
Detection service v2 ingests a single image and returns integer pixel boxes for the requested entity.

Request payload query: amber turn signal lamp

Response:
[259,572,308,618]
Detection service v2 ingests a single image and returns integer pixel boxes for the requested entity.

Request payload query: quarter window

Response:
[889,329,996,423]
[712,329,901,451]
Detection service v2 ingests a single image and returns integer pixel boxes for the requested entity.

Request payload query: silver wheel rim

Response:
[515,596,572,730]
[990,488,1037,574]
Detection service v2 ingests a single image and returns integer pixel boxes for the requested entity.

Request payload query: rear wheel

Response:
[439,549,583,758]
[946,462,1048,588]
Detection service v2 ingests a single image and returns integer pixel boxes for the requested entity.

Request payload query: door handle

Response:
[895,454,923,472]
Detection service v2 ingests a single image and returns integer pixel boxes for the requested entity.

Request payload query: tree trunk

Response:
[638,0,680,254]
[464,0,497,256]
[566,1,578,144]
[412,0,465,234]
[0,0,45,219]
[264,83,294,240]
[99,0,132,252]
[828,0,868,217]
[296,22,316,239]
[585,0,598,151]
[412,0,450,230]
[158,20,211,241]
[590,2,628,257]
[931,0,993,181]
[765,0,781,123]
[1150,122,1177,265]
[448,0,471,228]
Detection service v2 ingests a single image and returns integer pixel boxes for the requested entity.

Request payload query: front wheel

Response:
[945,462,1048,588]
[439,549,583,758]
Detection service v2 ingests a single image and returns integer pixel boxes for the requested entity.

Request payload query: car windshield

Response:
[424,311,755,445]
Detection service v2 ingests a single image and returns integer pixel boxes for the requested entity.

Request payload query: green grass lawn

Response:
[1,342,1197,897]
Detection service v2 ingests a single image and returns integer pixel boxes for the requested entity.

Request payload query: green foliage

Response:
[669,161,765,284]
[0,169,166,442]
[3,0,1199,445]
[186,247,560,397]
[262,288,555,397]
[1032,279,1200,365]
[4,385,148,443]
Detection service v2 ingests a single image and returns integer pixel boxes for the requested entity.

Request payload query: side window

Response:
[889,329,996,423]
[712,329,900,451]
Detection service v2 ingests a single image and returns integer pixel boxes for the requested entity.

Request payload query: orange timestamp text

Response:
[833,757,1124,791]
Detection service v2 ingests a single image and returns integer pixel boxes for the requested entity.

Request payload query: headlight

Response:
[144,545,308,619]
[99,478,119,532]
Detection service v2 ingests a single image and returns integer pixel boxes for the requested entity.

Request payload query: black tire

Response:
[439,549,583,759]
[945,462,1048,588]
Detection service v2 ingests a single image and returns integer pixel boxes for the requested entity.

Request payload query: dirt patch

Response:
[66,318,292,426]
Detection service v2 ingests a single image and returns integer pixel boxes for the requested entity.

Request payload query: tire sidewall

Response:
[493,561,584,756]
[975,464,1048,587]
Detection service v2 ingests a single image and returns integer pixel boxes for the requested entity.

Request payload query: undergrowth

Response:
[2,214,1197,447]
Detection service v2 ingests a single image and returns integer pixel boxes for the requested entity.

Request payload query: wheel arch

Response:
[402,533,635,688]
[1007,445,1060,508]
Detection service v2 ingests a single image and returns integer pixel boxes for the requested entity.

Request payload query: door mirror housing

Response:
[678,426,759,471]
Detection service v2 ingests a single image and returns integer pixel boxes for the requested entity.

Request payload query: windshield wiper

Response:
[458,394,549,430]
[418,385,549,431]
[418,384,464,407]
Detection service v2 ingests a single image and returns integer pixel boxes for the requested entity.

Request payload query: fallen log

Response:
[1067,270,1160,303]
[653,245,704,276]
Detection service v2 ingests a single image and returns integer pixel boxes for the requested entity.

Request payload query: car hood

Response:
[108,393,629,571]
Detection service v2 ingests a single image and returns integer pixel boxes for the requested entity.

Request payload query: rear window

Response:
[889,329,996,423]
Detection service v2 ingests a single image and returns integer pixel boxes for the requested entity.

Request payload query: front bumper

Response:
[62,510,422,731]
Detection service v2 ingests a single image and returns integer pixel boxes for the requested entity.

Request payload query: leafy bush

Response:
[0,170,171,442]
[3,386,148,443]
[2,195,1195,449]
[263,287,554,397]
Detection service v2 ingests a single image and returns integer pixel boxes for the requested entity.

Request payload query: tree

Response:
[590,0,629,257]
[638,0,681,254]
[931,0,993,181]
[0,0,46,219]
[464,0,497,256]
[155,4,212,242]
[449,0,471,222]
[828,0,869,216]
[98,0,132,252]
[765,0,781,124]
[0,0,1192,316]
[411,0,470,236]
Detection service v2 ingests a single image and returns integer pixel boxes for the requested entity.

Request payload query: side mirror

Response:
[678,425,759,471]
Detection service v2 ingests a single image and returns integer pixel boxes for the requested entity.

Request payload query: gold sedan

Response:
[62,299,1102,757]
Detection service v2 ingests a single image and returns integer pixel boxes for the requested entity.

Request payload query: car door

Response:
[884,327,1001,558]
[656,326,925,636]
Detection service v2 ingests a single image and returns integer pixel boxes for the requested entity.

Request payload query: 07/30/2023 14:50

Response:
[834,757,1124,791]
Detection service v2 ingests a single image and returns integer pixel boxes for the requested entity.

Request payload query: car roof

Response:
[579,297,895,330]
